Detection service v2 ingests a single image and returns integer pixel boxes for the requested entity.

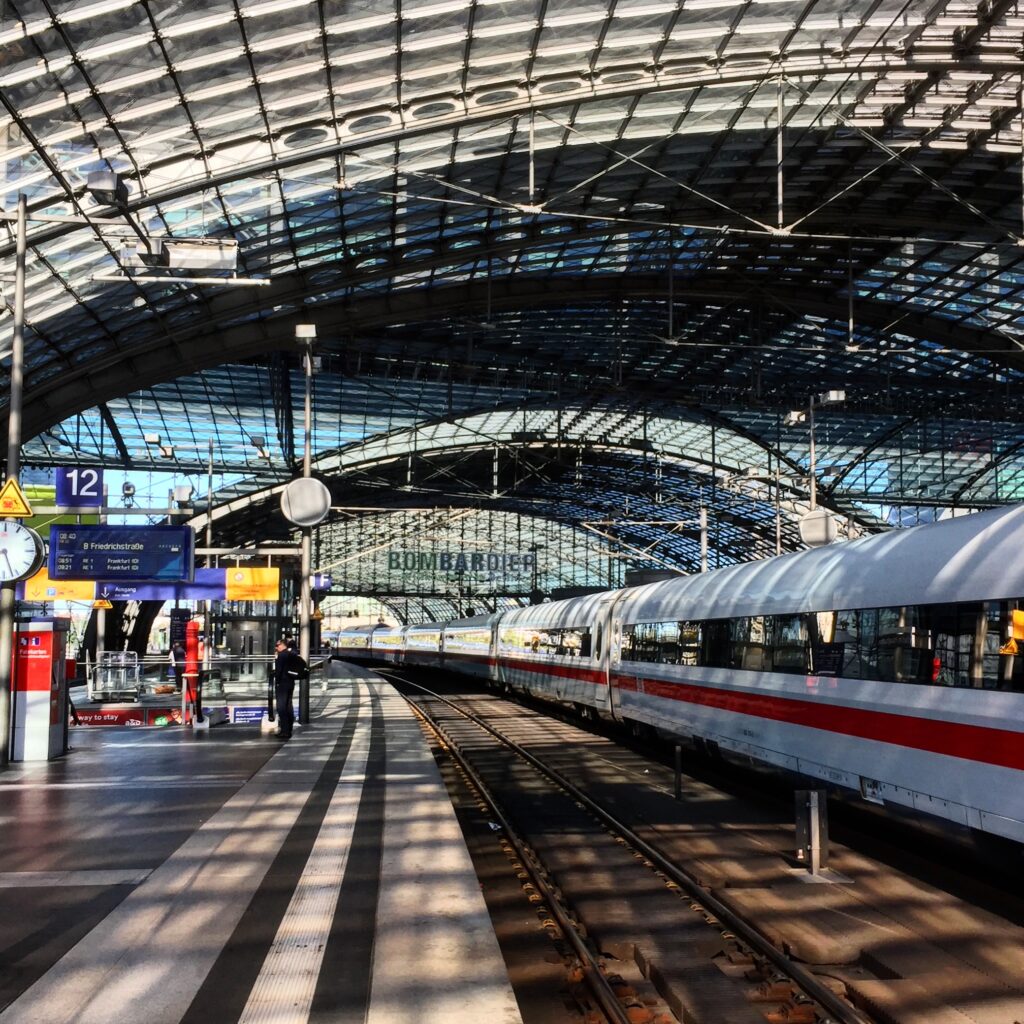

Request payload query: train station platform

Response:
[0,662,523,1024]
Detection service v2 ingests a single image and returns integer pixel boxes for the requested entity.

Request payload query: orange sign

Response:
[1012,609,1024,641]
[225,567,280,601]
[23,568,95,603]
[0,478,33,517]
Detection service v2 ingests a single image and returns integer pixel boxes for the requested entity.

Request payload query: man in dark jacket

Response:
[273,638,306,739]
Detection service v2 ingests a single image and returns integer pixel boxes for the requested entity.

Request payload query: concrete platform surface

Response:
[0,663,523,1024]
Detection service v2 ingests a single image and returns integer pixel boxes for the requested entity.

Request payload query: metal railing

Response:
[83,652,328,706]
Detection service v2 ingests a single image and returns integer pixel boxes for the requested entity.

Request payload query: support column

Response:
[0,195,27,769]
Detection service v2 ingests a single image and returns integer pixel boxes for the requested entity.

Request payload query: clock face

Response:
[0,522,44,582]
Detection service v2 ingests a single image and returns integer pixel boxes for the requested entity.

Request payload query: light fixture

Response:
[785,410,806,425]
[144,432,160,445]
[249,435,270,459]
[817,389,846,405]
[160,238,238,271]
[86,170,129,207]
[116,237,239,272]
[295,324,317,341]
[172,484,194,505]
[159,444,174,459]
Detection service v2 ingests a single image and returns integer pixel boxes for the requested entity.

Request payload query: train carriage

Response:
[404,622,444,669]
[369,623,406,665]
[608,504,1024,842]
[496,591,619,713]
[441,613,499,681]
[331,624,380,665]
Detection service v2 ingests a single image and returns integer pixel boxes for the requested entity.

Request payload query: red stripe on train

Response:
[439,649,1024,771]
[610,672,1024,771]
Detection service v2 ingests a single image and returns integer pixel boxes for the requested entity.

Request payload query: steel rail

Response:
[397,674,875,1024]
[403,689,634,1024]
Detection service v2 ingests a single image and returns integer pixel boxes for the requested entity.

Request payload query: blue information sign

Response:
[55,467,104,507]
[96,568,223,602]
[48,525,195,582]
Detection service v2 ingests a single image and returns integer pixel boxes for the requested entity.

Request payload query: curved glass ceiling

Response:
[3,0,1024,585]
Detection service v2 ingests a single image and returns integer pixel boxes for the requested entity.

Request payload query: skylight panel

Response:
[250,27,322,53]
[258,58,325,83]
[160,11,238,39]
[473,20,538,37]
[241,0,317,17]
[326,13,398,35]
[79,33,155,62]
[403,29,470,50]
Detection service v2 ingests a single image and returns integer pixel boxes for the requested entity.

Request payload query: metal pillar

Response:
[699,506,708,573]
[808,396,817,511]
[299,339,313,725]
[794,789,829,875]
[0,195,26,768]
[203,437,213,673]
[776,78,785,230]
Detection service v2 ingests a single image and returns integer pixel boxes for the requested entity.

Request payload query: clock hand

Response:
[1,550,13,577]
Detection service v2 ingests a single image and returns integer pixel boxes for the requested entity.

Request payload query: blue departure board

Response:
[49,525,195,582]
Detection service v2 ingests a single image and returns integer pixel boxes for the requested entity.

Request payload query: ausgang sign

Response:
[388,550,537,573]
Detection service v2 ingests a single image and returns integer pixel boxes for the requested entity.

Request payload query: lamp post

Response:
[296,324,316,725]
[787,390,845,547]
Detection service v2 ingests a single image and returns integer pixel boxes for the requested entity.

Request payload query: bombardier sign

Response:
[387,550,537,574]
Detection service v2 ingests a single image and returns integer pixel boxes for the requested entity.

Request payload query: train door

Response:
[488,616,500,685]
[601,591,629,722]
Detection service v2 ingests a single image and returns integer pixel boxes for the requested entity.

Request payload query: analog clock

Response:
[0,521,44,582]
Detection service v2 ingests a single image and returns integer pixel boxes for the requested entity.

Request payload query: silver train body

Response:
[335,505,1024,844]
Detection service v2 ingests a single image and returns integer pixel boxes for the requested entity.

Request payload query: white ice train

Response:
[335,504,1024,844]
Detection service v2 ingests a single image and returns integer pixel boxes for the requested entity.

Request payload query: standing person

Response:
[169,641,185,690]
[274,638,305,739]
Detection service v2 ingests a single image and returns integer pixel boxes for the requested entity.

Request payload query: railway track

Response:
[394,673,880,1024]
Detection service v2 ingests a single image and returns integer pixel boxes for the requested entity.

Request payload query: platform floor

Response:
[0,662,523,1024]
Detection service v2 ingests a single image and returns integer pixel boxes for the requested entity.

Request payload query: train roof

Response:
[622,504,1024,621]
[443,612,502,629]
[500,588,621,628]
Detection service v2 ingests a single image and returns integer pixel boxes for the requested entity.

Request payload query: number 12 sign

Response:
[55,467,104,507]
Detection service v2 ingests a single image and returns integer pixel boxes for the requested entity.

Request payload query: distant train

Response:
[335,505,1024,844]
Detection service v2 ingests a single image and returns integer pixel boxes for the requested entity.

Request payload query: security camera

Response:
[122,482,136,497]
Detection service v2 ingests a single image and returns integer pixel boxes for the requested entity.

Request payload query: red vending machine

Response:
[11,618,69,761]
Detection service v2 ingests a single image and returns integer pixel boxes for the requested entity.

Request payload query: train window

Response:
[703,620,731,668]
[678,621,701,665]
[730,616,771,671]
[773,615,809,673]
[594,622,603,661]
[514,625,593,657]
[926,603,980,687]
[982,601,1024,692]
[622,601,1024,688]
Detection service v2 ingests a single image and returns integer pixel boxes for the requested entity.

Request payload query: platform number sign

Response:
[55,467,103,507]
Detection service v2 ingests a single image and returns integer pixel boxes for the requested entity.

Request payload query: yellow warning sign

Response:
[0,478,34,517]
[1000,638,1019,656]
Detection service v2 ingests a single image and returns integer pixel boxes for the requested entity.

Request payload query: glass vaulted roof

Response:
[3,0,1024,605]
